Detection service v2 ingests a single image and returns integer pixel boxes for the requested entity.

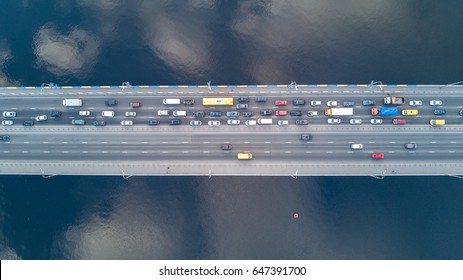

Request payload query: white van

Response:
[245,120,257,126]
[157,110,169,116]
[351,143,363,150]
[173,110,187,117]
[163,98,181,105]
[257,118,273,125]
[102,111,114,117]
[63,99,83,107]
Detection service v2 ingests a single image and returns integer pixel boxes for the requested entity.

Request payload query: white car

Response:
[277,120,289,126]
[430,100,442,106]
[1,120,13,126]
[370,119,383,124]
[327,101,338,107]
[349,119,362,125]
[208,120,221,126]
[409,100,422,106]
[328,118,341,124]
[36,115,48,121]
[79,111,90,116]
[121,120,133,126]
[125,112,136,117]
[351,143,363,150]
[227,119,240,125]
[2,111,16,118]
[310,100,321,106]
[190,120,202,126]
[245,120,257,126]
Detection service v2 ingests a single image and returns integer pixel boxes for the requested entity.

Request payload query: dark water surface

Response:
[1,1,463,259]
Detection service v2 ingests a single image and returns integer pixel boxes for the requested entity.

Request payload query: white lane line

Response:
[101,142,108,144]
[449,151,455,153]
[264,151,270,153]
[102,151,108,153]
[203,151,209,153]
[82,151,88,153]
[265,142,271,144]
[389,142,396,144]
[162,141,168,144]
[141,142,148,144]
[43,142,49,144]
[43,151,49,153]
[182,141,189,144]
[326,151,333,153]
[121,142,127,144]
[451,141,457,144]
[61,142,68,144]
[327,141,333,144]
[142,151,148,154]
[369,141,375,144]
[162,151,169,154]
[285,151,291,153]
[62,151,69,153]
[429,151,435,153]
[82,142,88,144]
[305,151,312,153]
[122,151,128,154]
[203,142,209,144]
[285,142,292,144]
[182,151,189,153]
[3,151,8,153]
[23,142,30,144]
[244,141,250,144]
[430,141,436,144]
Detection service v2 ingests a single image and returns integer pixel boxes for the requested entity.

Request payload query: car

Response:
[193,111,205,118]
[310,100,322,106]
[245,120,257,126]
[402,109,418,116]
[226,111,240,118]
[430,100,442,106]
[404,143,417,149]
[71,119,85,125]
[242,111,254,117]
[125,112,136,117]
[121,120,133,126]
[351,143,363,150]
[362,100,375,106]
[295,119,309,125]
[255,97,267,102]
[300,134,312,141]
[169,119,181,126]
[459,110,463,116]
[260,110,272,116]
[275,110,287,116]
[182,98,194,105]
[343,101,355,107]
[190,120,202,126]
[349,119,362,125]
[0,135,10,141]
[208,120,221,126]
[105,99,117,106]
[50,111,62,118]
[102,111,115,117]
[274,100,288,106]
[290,111,302,117]
[23,120,34,126]
[209,111,222,117]
[130,102,141,108]
[409,100,422,106]
[236,104,248,109]
[392,118,406,125]
[36,115,48,122]
[278,120,289,126]
[370,119,383,124]
[221,144,233,150]
[238,97,250,102]
[79,111,91,116]
[434,109,446,115]
[157,110,169,116]
[293,99,306,106]
[328,118,341,124]
[93,121,106,126]
[2,111,16,118]
[148,119,160,126]
[307,111,318,117]
[327,101,337,107]
[371,153,385,159]
[1,120,13,126]
[430,119,445,126]
[227,119,240,125]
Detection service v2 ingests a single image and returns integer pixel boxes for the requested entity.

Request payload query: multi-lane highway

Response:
[0,83,462,177]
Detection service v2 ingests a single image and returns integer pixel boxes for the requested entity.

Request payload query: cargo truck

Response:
[62,99,83,107]
[324,107,353,116]
[383,97,405,105]
[371,107,398,116]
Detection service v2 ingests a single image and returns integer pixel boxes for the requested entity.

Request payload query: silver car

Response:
[349,119,362,125]
[328,118,341,124]
[1,120,13,126]
[370,119,383,124]
[2,111,16,118]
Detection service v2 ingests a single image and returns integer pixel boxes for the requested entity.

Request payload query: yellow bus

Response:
[202,98,234,106]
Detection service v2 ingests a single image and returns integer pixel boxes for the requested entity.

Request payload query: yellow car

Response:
[237,152,253,160]
[402,109,418,116]
[430,119,445,126]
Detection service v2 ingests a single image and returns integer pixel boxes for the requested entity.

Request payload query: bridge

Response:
[0,82,462,178]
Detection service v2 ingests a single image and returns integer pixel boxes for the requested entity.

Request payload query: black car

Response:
[148,119,160,125]
[362,100,375,106]
[50,111,62,117]
[434,109,446,115]
[295,119,309,125]
[459,110,463,116]
[242,111,254,117]
[343,101,355,107]
[105,99,118,106]
[260,110,272,116]
[255,97,267,102]
[170,119,181,125]
[293,99,306,106]
[193,111,205,118]
[93,121,106,126]
[23,120,34,126]
[220,144,233,150]
[238,97,250,102]
[0,135,11,141]
[290,111,302,117]
[183,98,195,105]
[300,134,312,141]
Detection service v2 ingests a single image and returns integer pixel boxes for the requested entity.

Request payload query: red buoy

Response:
[293,213,299,219]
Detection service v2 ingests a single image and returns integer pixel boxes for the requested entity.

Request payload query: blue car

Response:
[434,109,446,115]
[209,111,222,117]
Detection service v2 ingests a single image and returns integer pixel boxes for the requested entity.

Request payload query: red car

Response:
[371,153,385,159]
[392,118,406,125]
[130,102,141,108]
[275,110,287,116]
[274,100,288,106]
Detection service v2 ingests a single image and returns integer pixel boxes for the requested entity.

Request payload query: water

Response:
[1,0,463,259]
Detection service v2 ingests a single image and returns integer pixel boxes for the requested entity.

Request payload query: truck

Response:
[257,118,273,125]
[324,107,353,116]
[371,107,398,116]
[383,97,404,105]
[62,99,83,107]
